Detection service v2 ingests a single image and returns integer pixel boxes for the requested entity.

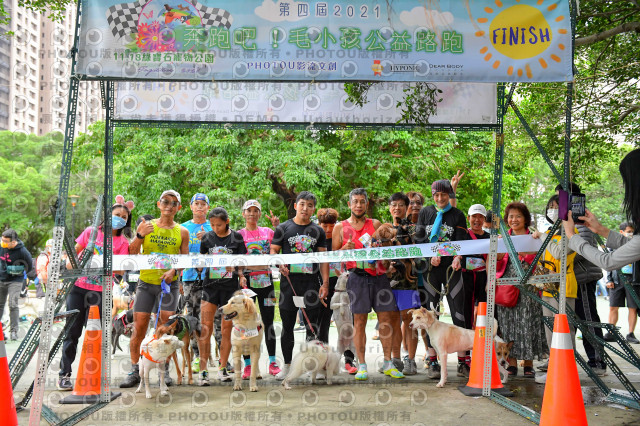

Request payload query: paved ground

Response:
[6,297,640,425]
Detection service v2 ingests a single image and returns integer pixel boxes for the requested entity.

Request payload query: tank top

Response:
[342,219,386,276]
[139,220,182,285]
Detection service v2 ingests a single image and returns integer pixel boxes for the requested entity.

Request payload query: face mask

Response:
[547,208,559,223]
[112,215,127,230]
[482,227,492,233]
[625,233,633,238]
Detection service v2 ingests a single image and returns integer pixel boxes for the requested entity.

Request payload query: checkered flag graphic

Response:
[188,0,233,29]
[105,0,146,39]
[106,0,232,40]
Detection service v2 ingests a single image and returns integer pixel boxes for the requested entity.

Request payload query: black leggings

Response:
[252,285,277,357]
[280,307,322,364]
[59,285,103,376]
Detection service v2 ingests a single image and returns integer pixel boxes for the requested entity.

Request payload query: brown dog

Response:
[372,223,416,284]
[155,315,198,385]
[495,336,514,384]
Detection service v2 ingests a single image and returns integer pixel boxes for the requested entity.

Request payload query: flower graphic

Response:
[136,21,175,52]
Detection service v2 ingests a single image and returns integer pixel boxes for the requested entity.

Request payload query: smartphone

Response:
[570,193,586,224]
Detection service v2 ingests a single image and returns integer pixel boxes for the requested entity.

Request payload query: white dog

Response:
[136,334,183,399]
[330,272,356,362]
[409,307,497,388]
[282,340,341,390]
[222,291,263,392]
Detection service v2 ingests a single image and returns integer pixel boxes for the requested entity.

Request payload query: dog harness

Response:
[140,337,162,363]
[233,324,262,340]
[174,316,189,340]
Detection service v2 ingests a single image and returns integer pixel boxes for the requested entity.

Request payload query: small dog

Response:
[155,314,199,385]
[112,309,134,358]
[495,336,514,384]
[112,280,133,321]
[282,340,341,390]
[372,224,416,285]
[330,272,356,361]
[222,291,263,392]
[136,334,184,399]
[409,307,497,388]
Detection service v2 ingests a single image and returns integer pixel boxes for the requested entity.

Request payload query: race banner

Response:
[77,0,573,82]
[114,81,498,126]
[88,235,542,271]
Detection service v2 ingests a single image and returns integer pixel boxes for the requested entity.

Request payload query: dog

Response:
[372,224,416,286]
[330,272,356,361]
[155,314,199,385]
[409,307,497,388]
[282,340,341,390]
[135,334,184,399]
[495,336,514,384]
[112,309,134,358]
[112,280,133,321]
[222,291,263,392]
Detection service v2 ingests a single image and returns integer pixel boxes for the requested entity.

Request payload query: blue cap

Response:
[190,193,210,205]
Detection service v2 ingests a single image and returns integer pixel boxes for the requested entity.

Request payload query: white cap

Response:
[159,190,181,204]
[468,204,487,217]
[242,200,262,211]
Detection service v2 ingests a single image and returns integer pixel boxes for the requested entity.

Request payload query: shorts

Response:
[201,285,239,307]
[393,289,421,311]
[609,279,639,309]
[133,280,180,314]
[347,272,397,315]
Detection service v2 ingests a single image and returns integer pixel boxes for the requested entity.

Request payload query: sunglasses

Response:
[159,199,180,208]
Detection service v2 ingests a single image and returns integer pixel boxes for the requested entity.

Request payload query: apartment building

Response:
[0,0,103,136]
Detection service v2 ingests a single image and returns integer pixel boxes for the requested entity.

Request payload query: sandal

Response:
[507,366,518,376]
[523,366,535,378]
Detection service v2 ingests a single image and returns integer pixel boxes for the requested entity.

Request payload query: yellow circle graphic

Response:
[489,4,552,60]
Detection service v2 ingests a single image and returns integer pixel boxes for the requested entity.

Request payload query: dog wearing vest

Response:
[155,314,199,385]
[222,291,263,392]
[112,309,134,358]
[408,307,497,388]
[282,340,341,390]
[136,334,184,399]
[330,272,356,362]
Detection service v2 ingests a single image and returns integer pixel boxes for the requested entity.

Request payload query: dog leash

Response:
[426,265,457,312]
[154,280,172,330]
[284,274,321,341]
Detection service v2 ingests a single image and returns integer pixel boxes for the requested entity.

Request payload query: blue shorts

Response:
[392,289,421,311]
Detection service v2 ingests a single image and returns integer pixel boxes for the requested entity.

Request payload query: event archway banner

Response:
[114,81,497,126]
[77,0,573,82]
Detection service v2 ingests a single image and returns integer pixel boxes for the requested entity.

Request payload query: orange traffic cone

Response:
[0,323,18,425]
[459,302,512,396]
[61,305,120,404]
[540,314,587,425]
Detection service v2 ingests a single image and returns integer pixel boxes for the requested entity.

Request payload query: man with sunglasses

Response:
[120,190,189,388]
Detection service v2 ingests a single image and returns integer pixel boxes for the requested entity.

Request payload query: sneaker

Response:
[537,361,549,372]
[535,373,547,384]
[218,367,232,382]
[10,331,18,341]
[392,358,403,372]
[199,370,210,386]
[119,365,140,388]
[275,364,290,381]
[427,361,441,380]
[226,362,235,373]
[268,362,281,376]
[316,372,326,380]
[164,369,173,387]
[355,366,368,381]
[403,357,417,376]
[457,363,470,378]
[626,333,640,344]
[592,366,607,376]
[384,367,404,379]
[371,331,379,341]
[57,375,72,391]
[242,365,251,380]
[192,357,200,373]
[345,362,358,375]
[603,332,616,342]
[294,325,306,332]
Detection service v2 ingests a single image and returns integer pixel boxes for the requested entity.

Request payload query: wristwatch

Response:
[136,232,145,240]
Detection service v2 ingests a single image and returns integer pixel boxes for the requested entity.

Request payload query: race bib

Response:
[290,263,314,274]
[466,257,486,271]
[249,273,271,288]
[236,327,259,339]
[621,264,633,275]
[359,233,372,248]
[128,273,140,282]
[264,297,277,307]
[209,267,231,279]
[293,296,306,308]
[329,262,342,278]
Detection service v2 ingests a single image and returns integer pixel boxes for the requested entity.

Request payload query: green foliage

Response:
[0,0,75,30]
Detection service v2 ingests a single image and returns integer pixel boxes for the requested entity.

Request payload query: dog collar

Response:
[233,325,262,340]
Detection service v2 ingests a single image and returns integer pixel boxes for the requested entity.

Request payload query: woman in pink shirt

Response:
[57,196,133,391]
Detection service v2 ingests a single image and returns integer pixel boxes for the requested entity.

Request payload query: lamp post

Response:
[69,195,80,239]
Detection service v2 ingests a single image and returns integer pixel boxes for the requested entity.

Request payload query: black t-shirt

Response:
[415,205,469,269]
[200,230,248,288]
[272,219,326,310]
